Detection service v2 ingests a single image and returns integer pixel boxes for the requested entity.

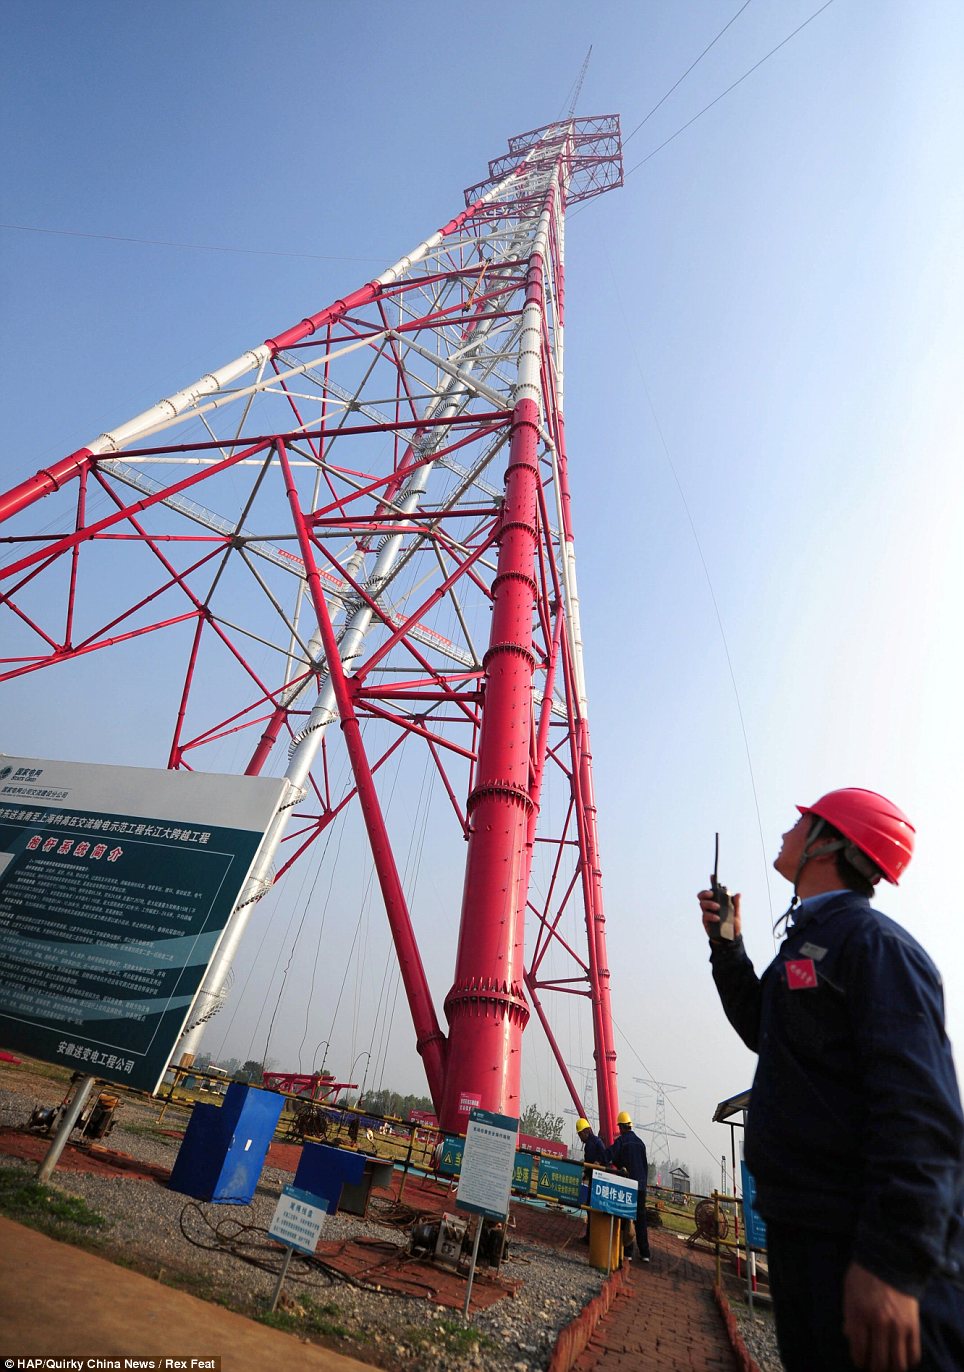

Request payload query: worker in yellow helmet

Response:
[610,1110,651,1262]
[576,1117,610,1166]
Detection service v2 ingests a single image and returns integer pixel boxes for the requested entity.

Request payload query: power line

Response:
[5,5,835,277]
[0,221,383,264]
[599,240,776,928]
[613,1019,722,1168]
[624,0,755,146]
[625,0,837,175]
[6,6,837,273]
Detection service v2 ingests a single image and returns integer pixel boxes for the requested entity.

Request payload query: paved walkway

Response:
[0,1215,376,1370]
[1,1171,746,1372]
[2,1212,749,1372]
[572,1227,742,1372]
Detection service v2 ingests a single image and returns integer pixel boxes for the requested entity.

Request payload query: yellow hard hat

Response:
[617,1110,632,1126]
[576,1118,591,1133]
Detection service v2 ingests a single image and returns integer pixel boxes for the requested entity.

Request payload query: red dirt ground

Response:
[0,1124,520,1311]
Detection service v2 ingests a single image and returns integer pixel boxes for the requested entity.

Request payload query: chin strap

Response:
[797,817,883,887]
[773,893,798,939]
[792,818,848,889]
[774,819,882,939]
[774,818,844,938]
[794,819,848,880]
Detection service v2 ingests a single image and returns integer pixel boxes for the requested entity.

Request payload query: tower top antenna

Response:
[568,46,593,118]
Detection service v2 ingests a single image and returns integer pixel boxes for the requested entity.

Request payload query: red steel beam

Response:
[276,437,448,1103]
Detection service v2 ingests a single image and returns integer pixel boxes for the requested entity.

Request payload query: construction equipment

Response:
[29,1079,119,1142]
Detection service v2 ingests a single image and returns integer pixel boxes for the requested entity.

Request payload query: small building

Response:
[670,1165,690,1202]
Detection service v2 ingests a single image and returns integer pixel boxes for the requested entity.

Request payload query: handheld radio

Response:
[711,833,736,942]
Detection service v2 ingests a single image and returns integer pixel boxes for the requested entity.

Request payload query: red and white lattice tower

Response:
[0,116,624,1138]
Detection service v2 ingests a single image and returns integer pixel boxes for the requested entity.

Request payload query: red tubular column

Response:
[438,231,551,1131]
[439,397,539,1131]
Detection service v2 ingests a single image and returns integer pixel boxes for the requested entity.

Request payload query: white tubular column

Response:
[178,206,546,1057]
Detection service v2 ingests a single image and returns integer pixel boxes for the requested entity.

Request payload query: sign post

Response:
[267,1185,329,1312]
[37,1076,95,1183]
[455,1108,517,1318]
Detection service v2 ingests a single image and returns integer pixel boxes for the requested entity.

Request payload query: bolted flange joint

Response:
[481,639,537,670]
[444,974,530,1027]
[466,777,534,814]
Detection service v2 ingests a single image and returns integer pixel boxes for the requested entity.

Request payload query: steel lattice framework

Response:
[0,115,624,1137]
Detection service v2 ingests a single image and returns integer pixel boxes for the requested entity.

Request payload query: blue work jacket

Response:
[710,890,964,1296]
[582,1131,610,1166]
[609,1128,649,1186]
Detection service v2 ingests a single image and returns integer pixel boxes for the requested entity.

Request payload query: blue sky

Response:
[2,0,963,1177]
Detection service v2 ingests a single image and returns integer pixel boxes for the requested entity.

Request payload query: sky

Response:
[2,0,963,1183]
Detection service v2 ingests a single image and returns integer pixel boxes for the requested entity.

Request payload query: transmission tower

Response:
[0,116,624,1137]
[634,1077,686,1176]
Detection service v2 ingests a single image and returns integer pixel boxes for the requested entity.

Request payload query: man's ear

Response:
[806,838,846,863]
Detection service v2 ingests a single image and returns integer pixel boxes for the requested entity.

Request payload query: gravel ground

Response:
[1,1079,605,1371]
[731,1299,784,1372]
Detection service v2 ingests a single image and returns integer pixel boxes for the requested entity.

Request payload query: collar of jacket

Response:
[791,889,872,932]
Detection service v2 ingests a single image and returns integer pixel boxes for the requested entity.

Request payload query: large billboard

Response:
[0,755,287,1093]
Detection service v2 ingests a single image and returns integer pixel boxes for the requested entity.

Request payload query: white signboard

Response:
[456,1107,518,1220]
[268,1185,328,1255]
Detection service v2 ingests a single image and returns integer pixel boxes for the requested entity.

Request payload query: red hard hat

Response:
[797,788,914,885]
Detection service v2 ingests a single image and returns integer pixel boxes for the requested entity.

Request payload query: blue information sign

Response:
[740,1162,767,1250]
[536,1156,583,1205]
[440,1136,538,1197]
[438,1134,464,1175]
[589,1172,638,1219]
[512,1150,533,1192]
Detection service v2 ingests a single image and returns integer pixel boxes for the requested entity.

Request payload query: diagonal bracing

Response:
[0,116,624,1137]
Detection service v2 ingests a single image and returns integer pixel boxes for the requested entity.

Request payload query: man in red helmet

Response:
[698,789,963,1372]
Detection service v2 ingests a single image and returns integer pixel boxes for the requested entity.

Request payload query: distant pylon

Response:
[1,116,624,1137]
[634,1077,687,1175]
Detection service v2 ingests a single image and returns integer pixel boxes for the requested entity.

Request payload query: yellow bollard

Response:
[587,1209,622,1272]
